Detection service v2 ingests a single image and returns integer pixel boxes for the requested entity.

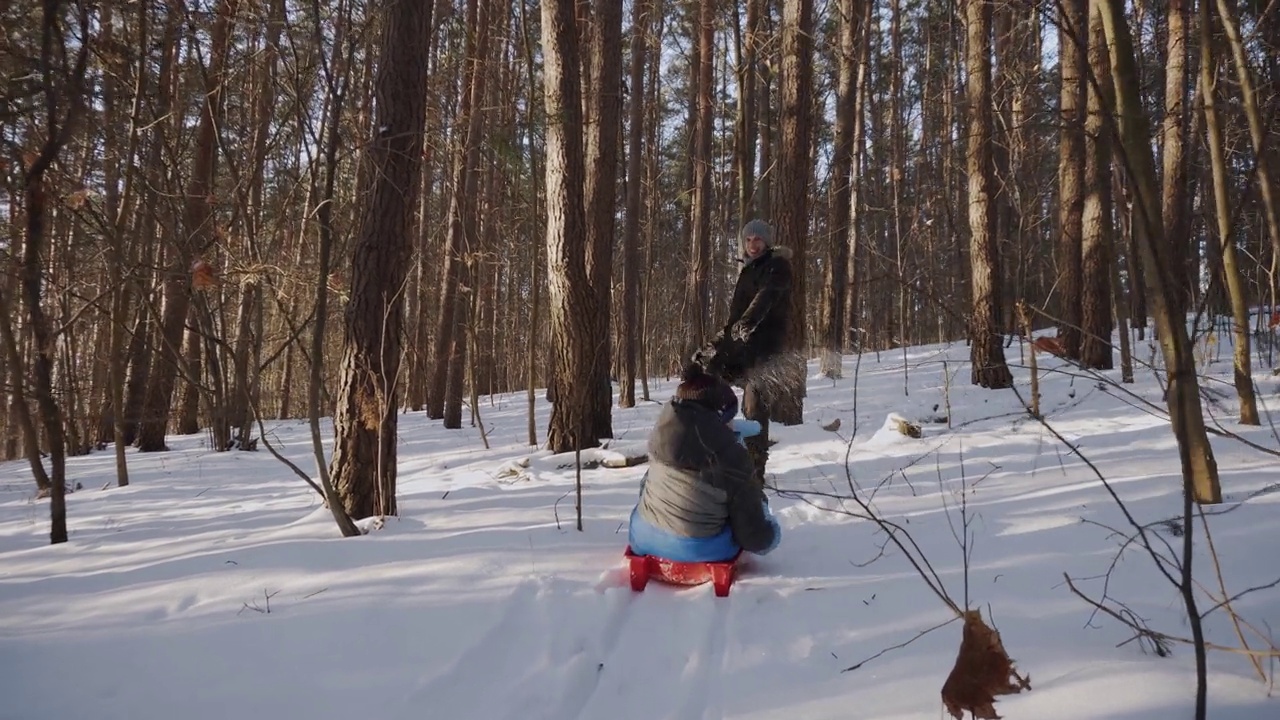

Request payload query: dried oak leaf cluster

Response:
[191,259,217,291]
[940,609,1032,719]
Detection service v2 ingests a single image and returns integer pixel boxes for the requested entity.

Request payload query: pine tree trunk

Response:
[177,313,202,436]
[328,0,432,519]
[1057,0,1086,358]
[584,0,622,438]
[135,0,237,452]
[1080,3,1114,371]
[757,9,774,221]
[619,0,649,409]
[406,12,443,413]
[542,0,607,453]
[820,0,859,377]
[772,0,814,425]
[735,0,760,222]
[966,0,1013,388]
[429,0,490,426]
[843,0,872,352]
[229,0,283,447]
[0,297,50,491]
[687,2,713,346]
[100,0,133,483]
[19,0,88,540]
[1161,0,1193,317]
[23,171,69,542]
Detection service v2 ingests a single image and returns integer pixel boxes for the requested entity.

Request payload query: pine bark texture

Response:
[819,0,860,377]
[428,0,489,426]
[619,0,649,409]
[329,0,432,519]
[965,0,1013,388]
[1079,3,1114,371]
[1057,0,1086,358]
[542,0,606,453]
[584,0,622,438]
[772,0,814,425]
[689,0,715,346]
[1161,0,1193,316]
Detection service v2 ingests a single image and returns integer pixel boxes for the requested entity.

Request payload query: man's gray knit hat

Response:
[739,219,774,255]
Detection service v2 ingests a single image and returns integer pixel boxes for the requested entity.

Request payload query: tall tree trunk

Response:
[735,0,761,222]
[429,0,489,426]
[230,0,283,447]
[584,0,623,439]
[122,12,177,445]
[101,0,139,484]
[1057,0,1086,358]
[308,2,360,537]
[772,0,814,425]
[1201,0,1259,425]
[19,0,88,542]
[756,8,774,220]
[542,0,606,453]
[0,297,50,491]
[843,0,873,352]
[22,170,69,542]
[889,0,908,352]
[406,5,445,413]
[619,0,649,409]
[177,311,202,435]
[1,204,19,462]
[1080,2,1114,371]
[820,0,860,377]
[966,0,1013,388]
[1097,0,1222,506]
[1162,0,1193,317]
[689,0,715,346]
[328,0,433,519]
[136,0,238,452]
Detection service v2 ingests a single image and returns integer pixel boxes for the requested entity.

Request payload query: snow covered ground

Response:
[2,331,1279,720]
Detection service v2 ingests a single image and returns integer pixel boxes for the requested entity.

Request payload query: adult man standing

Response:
[694,219,793,488]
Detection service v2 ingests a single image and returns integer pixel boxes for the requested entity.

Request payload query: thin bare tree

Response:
[1096,0,1223,505]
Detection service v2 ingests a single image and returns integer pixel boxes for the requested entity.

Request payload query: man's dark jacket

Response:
[703,247,793,382]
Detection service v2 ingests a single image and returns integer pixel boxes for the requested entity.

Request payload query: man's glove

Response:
[692,339,739,381]
[691,341,712,366]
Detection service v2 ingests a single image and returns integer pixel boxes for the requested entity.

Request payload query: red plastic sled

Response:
[624,545,743,597]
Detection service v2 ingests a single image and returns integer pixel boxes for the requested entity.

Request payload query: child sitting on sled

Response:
[627,364,781,563]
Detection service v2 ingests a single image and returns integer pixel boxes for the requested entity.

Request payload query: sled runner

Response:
[623,545,743,597]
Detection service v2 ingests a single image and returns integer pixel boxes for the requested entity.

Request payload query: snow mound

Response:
[863,413,923,447]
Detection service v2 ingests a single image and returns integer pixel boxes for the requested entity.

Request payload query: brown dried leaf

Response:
[67,188,91,209]
[191,259,217,290]
[940,610,1031,720]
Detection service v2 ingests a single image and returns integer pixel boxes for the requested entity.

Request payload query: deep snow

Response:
[2,330,1279,720]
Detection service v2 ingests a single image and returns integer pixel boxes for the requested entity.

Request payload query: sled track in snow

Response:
[398,576,736,720]
[570,583,733,720]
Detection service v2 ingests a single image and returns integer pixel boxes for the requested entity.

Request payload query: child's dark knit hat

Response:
[676,363,738,423]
